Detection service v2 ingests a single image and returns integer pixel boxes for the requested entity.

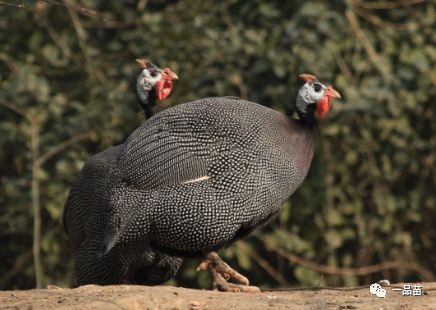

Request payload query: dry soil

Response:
[1,282,435,310]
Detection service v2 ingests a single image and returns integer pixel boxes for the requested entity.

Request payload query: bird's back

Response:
[116,97,315,255]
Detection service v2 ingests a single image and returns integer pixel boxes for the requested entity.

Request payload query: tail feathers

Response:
[99,185,153,257]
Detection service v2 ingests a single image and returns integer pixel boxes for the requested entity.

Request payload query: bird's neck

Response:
[136,84,157,119]
[296,104,317,129]
[280,115,317,183]
[290,94,317,129]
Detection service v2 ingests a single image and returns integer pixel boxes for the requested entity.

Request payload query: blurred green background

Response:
[0,0,435,290]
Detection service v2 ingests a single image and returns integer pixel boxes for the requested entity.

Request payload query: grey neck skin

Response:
[135,77,157,119]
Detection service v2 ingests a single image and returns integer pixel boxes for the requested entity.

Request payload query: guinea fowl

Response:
[135,58,178,118]
[63,59,180,285]
[68,73,340,291]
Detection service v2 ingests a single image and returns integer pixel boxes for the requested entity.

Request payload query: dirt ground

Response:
[1,282,435,310]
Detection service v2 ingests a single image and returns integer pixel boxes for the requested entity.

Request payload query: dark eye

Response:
[314,83,322,92]
[150,71,158,77]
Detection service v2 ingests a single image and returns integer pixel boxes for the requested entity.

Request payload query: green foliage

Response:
[0,0,435,289]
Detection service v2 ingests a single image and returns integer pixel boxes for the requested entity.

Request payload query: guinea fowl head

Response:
[296,74,341,123]
[135,58,178,102]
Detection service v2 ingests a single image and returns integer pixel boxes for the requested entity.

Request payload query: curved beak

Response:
[162,68,179,80]
[325,86,341,99]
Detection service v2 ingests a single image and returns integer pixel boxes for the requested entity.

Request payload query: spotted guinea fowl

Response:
[63,59,180,285]
[135,58,178,118]
[71,73,340,291]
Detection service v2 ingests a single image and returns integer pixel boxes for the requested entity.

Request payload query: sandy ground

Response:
[0,282,435,310]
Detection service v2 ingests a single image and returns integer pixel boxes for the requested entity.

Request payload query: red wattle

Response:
[316,96,330,118]
[155,79,173,101]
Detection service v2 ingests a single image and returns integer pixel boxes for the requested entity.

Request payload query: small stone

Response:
[379,279,391,286]
[338,305,357,309]
[265,295,277,302]
[47,285,63,290]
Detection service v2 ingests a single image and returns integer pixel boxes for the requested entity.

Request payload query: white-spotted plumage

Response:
[65,96,316,286]
[64,62,182,286]
[63,61,346,288]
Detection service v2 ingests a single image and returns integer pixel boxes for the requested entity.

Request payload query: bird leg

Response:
[197,252,260,293]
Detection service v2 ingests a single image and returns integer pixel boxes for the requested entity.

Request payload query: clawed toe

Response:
[196,251,260,293]
[211,267,260,292]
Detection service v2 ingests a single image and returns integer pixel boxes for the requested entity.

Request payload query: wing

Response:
[119,97,258,189]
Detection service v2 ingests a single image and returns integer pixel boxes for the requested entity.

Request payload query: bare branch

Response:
[81,19,141,29]
[41,0,101,19]
[0,250,32,290]
[0,1,24,8]
[332,51,355,85]
[36,130,95,166]
[345,9,389,79]
[42,0,126,29]
[45,21,81,66]
[353,7,409,29]
[237,242,290,286]
[355,0,428,10]
[260,236,435,281]
[30,120,43,288]
[64,0,105,83]
[0,101,29,119]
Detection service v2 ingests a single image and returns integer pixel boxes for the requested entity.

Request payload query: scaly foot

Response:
[197,252,260,293]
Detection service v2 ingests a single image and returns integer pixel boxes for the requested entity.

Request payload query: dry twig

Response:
[355,0,428,10]
[332,51,354,85]
[36,130,95,166]
[0,1,23,7]
[0,101,29,119]
[353,7,409,29]
[64,0,105,82]
[345,9,389,79]
[237,243,290,286]
[260,236,435,281]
